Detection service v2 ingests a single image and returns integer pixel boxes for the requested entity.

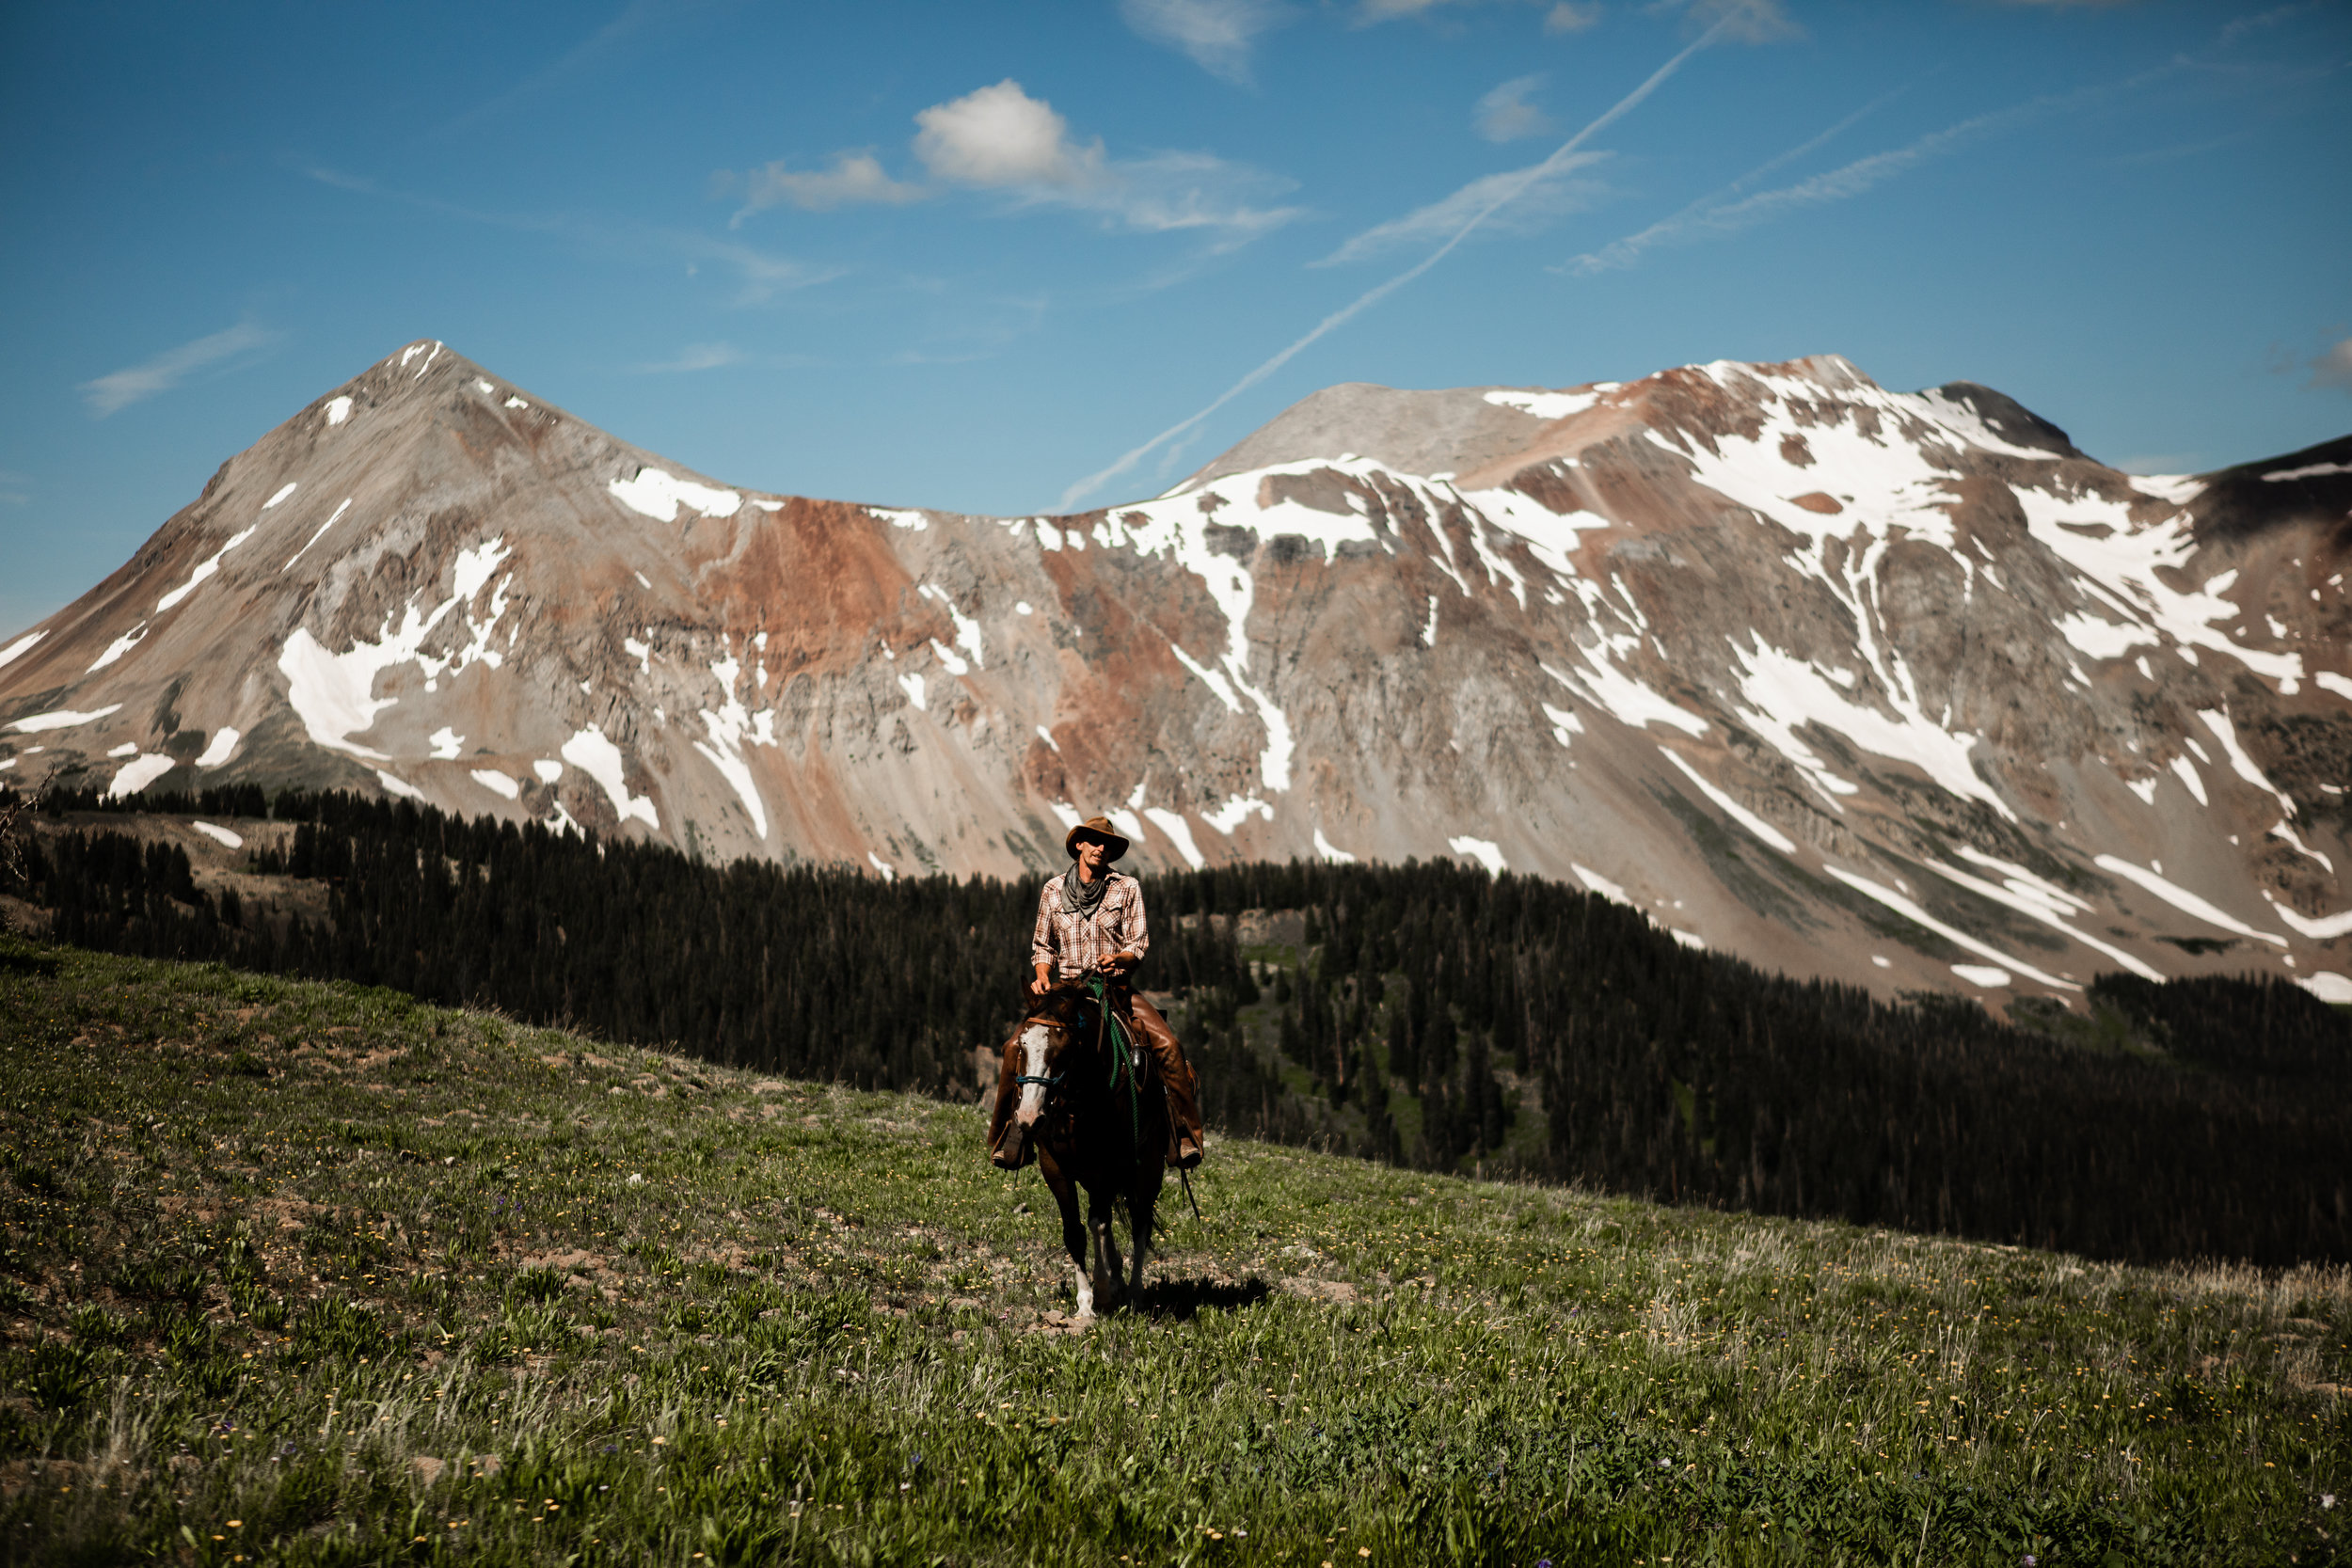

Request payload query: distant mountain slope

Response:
[2,341,2346,1007]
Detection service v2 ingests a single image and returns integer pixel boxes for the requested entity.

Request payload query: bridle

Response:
[1018,979,1144,1149]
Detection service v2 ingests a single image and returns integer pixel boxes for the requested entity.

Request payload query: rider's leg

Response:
[988,1033,1031,1169]
[1125,992,1205,1166]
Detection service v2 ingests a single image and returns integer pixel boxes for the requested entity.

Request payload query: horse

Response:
[1001,982,1169,1321]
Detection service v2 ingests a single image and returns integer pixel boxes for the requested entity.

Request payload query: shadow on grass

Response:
[1136,1274,1273,1322]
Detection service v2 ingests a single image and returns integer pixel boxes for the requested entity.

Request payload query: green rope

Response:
[1087,975,1143,1154]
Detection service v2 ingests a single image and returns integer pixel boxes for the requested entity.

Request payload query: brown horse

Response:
[1002,984,1168,1320]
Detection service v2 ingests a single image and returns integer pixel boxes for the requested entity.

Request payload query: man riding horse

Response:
[989,815,1206,1172]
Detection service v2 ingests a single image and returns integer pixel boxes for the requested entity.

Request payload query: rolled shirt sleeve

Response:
[1030,879,1058,971]
[1111,876,1149,963]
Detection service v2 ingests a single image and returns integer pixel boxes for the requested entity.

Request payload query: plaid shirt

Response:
[1030,869,1150,980]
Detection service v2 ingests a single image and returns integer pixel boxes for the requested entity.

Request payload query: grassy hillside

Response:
[2,938,2346,1566]
[20,789,2352,1269]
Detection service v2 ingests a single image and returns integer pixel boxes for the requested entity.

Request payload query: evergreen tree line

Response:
[12,786,2350,1266]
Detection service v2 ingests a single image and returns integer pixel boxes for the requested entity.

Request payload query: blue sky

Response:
[3,0,2347,639]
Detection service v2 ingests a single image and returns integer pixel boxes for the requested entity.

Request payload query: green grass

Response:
[1,936,2346,1566]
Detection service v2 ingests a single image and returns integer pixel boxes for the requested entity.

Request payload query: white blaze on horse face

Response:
[1013,1024,1052,1127]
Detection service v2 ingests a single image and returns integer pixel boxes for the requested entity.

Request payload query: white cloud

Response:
[2310,338,2352,394]
[1545,2,1604,30]
[731,150,924,221]
[638,342,744,373]
[914,79,1104,187]
[1315,153,1607,265]
[1121,0,1291,84]
[80,322,282,417]
[1476,74,1550,141]
[909,80,1298,240]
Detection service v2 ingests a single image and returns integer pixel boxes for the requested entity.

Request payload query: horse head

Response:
[1007,991,1091,1142]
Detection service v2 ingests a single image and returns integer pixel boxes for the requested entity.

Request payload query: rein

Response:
[1086,975,1144,1154]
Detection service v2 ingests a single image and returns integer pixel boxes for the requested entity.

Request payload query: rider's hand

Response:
[1029,974,1050,995]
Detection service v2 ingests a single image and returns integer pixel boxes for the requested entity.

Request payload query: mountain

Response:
[3,341,2347,1006]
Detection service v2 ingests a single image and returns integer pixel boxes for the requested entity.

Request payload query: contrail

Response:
[1561,88,1903,276]
[1563,59,2184,277]
[1054,8,1746,512]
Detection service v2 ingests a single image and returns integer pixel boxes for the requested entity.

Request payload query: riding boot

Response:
[1125,991,1206,1167]
[987,1037,1034,1170]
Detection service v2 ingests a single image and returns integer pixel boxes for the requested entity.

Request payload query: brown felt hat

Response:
[1064,815,1130,863]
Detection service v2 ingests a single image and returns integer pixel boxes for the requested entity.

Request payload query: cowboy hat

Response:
[1063,815,1130,863]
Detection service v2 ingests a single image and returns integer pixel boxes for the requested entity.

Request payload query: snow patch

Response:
[10,704,122,733]
[504,396,528,410]
[156,525,257,613]
[533,758,563,783]
[1659,748,1795,853]
[0,630,47,670]
[1200,796,1272,833]
[87,625,148,673]
[1484,388,1600,421]
[560,725,659,829]
[284,499,354,571]
[691,654,772,839]
[1571,863,1629,903]
[1144,808,1206,870]
[867,852,896,881]
[1671,929,1708,951]
[1168,643,1243,713]
[2263,462,2352,483]
[325,396,353,426]
[428,727,464,760]
[263,483,299,510]
[1543,655,1708,738]
[1313,828,1357,864]
[374,769,425,800]
[2016,485,2304,690]
[2264,894,2352,942]
[2168,755,2207,806]
[1951,964,2010,989]
[191,821,243,849]
[1928,849,2162,982]
[2296,972,2352,1004]
[194,728,240,768]
[470,768,520,800]
[1821,866,2078,990]
[1449,835,1506,876]
[607,467,742,523]
[106,753,176,798]
[898,673,928,711]
[2056,612,2152,661]
[2092,855,2285,947]
[917,585,986,670]
[2196,707,2294,819]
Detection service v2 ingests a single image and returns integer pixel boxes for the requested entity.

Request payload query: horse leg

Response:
[1126,1185,1152,1302]
[1088,1186,1124,1309]
[1041,1161,1091,1320]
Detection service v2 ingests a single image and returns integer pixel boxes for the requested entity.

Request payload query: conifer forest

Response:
[11,787,2349,1268]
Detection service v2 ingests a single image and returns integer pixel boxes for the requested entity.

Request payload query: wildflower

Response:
[2323,1495,2336,1510]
